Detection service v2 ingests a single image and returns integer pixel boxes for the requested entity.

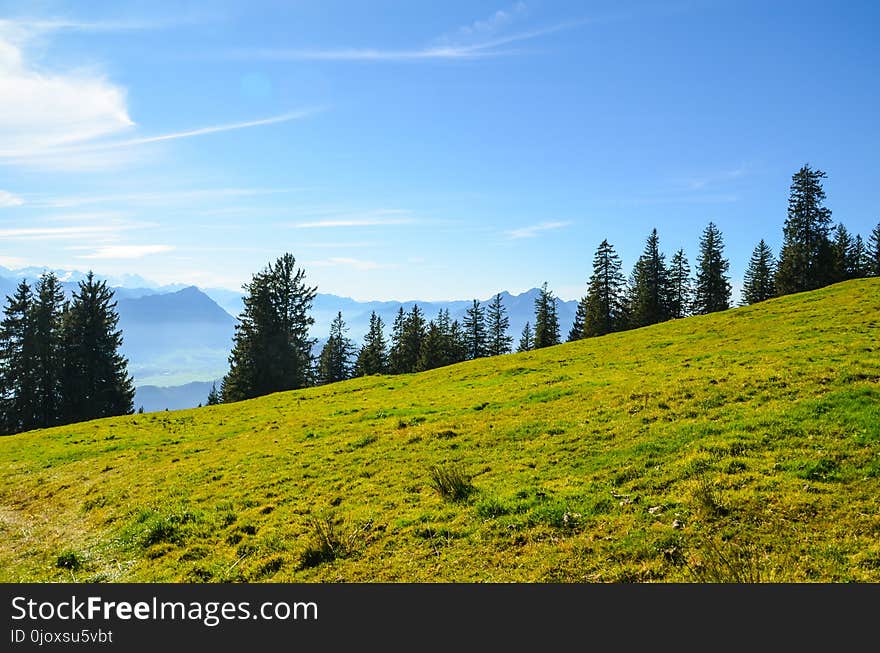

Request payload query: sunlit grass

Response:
[1,279,878,582]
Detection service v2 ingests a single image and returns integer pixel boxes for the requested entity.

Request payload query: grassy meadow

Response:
[1,278,878,582]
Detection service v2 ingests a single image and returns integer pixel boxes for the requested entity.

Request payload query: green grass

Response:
[1,279,878,582]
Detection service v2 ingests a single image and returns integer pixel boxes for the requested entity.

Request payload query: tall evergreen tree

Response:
[446,318,468,365]
[485,293,513,356]
[517,321,534,353]
[668,249,692,319]
[583,239,626,337]
[221,253,316,402]
[354,312,388,376]
[416,321,446,371]
[390,305,426,374]
[693,222,732,314]
[831,223,854,282]
[31,273,66,428]
[568,297,588,342]
[462,299,487,360]
[850,234,870,278]
[869,222,880,276]
[317,312,355,385]
[532,282,560,348]
[0,281,37,434]
[628,229,672,328]
[388,307,408,374]
[742,240,777,305]
[776,164,834,294]
[206,382,220,406]
[61,272,134,423]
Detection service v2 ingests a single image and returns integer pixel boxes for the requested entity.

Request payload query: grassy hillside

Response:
[1,279,878,582]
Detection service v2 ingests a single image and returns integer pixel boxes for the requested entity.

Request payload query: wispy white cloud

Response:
[290,209,416,229]
[505,221,571,239]
[0,190,24,207]
[0,224,130,240]
[0,255,26,268]
[78,244,174,260]
[28,187,297,209]
[309,257,396,271]
[0,18,315,170]
[0,25,134,165]
[293,217,416,229]
[223,4,583,63]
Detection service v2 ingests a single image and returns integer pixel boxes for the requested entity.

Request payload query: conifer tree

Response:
[0,281,37,434]
[568,297,587,342]
[628,229,671,328]
[317,312,354,385]
[61,272,134,423]
[390,305,426,374]
[417,321,446,371]
[532,282,560,348]
[693,222,732,314]
[486,293,513,356]
[206,382,220,406]
[462,299,487,360]
[831,223,854,282]
[354,311,388,376]
[388,307,408,374]
[222,253,316,402]
[446,318,468,365]
[31,273,66,428]
[850,234,870,278]
[517,321,534,353]
[742,240,776,305]
[668,249,692,319]
[869,222,880,276]
[583,239,626,337]
[776,165,834,294]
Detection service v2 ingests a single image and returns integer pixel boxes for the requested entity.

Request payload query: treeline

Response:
[216,163,879,404]
[0,272,134,435]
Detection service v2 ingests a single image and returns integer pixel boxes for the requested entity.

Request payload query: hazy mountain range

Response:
[0,266,578,412]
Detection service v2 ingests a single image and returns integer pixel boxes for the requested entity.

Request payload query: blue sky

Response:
[0,0,877,301]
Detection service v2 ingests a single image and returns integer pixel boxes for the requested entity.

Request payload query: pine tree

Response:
[568,297,587,342]
[221,253,317,402]
[391,305,426,374]
[354,312,388,376]
[31,273,66,428]
[776,164,834,295]
[628,229,672,328]
[693,222,732,314]
[61,272,134,423]
[517,321,534,352]
[0,281,37,434]
[583,239,626,337]
[446,319,468,365]
[850,234,870,278]
[742,240,776,305]
[206,382,220,406]
[831,223,854,282]
[417,321,446,371]
[317,312,355,384]
[869,222,880,276]
[668,249,692,319]
[532,282,560,348]
[485,293,513,356]
[462,299,487,360]
[388,307,408,374]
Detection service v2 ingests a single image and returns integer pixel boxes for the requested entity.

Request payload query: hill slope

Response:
[1,279,878,582]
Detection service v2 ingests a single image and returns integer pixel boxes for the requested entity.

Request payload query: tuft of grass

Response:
[427,464,474,502]
[686,535,766,583]
[298,514,368,570]
[55,550,84,570]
